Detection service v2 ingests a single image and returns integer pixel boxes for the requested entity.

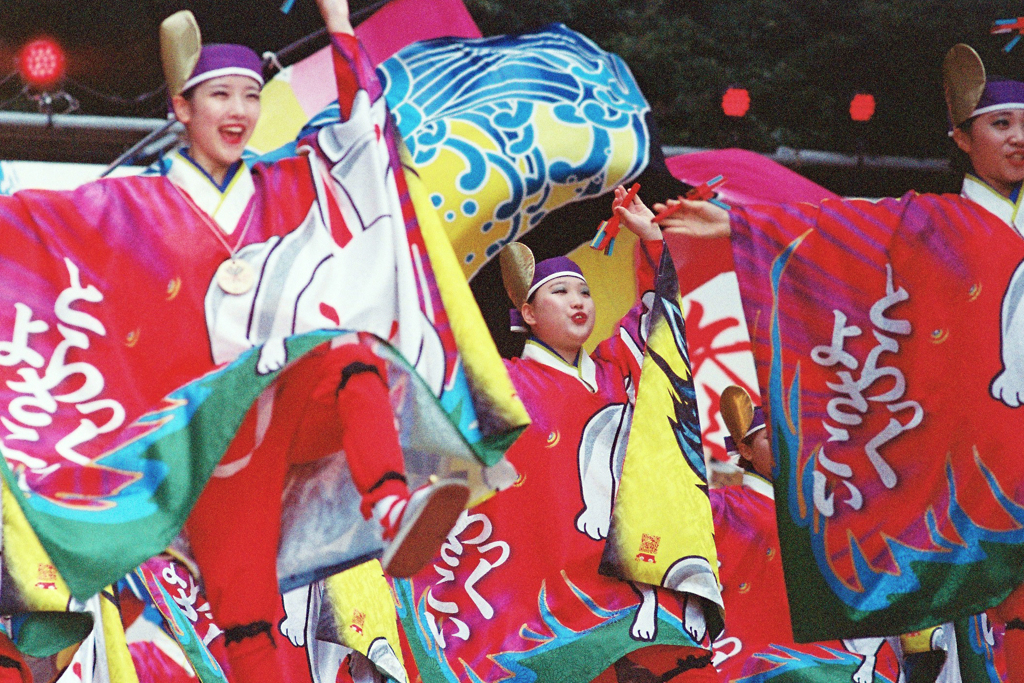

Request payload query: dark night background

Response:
[0,0,349,117]
[1,0,1023,195]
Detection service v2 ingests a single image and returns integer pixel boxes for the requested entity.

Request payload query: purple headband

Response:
[529,256,586,298]
[723,406,766,456]
[970,77,1024,118]
[509,256,587,333]
[183,44,264,93]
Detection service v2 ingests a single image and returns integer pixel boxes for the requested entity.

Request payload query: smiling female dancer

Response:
[156,1,468,680]
[648,44,1024,683]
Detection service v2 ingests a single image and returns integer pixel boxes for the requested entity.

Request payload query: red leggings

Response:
[0,633,30,683]
[186,342,407,633]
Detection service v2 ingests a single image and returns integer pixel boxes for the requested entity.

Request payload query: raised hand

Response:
[611,185,661,241]
[653,198,731,239]
[316,0,353,35]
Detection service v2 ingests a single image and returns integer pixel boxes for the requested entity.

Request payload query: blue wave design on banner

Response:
[378,23,650,252]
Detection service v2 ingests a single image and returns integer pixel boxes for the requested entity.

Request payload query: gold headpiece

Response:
[720,385,755,447]
[160,10,202,99]
[943,44,986,128]
[499,242,536,309]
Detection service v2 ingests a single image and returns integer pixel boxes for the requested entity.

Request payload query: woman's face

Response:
[953,109,1024,198]
[739,428,774,480]
[172,75,261,183]
[521,275,595,362]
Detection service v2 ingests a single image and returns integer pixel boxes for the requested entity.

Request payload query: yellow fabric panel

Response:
[606,296,720,588]
[1,478,71,612]
[55,644,78,673]
[900,626,940,654]
[248,79,307,155]
[100,587,141,683]
[404,157,531,440]
[568,230,638,355]
[324,560,404,667]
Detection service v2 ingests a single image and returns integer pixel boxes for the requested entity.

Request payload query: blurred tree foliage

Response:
[463,0,1024,158]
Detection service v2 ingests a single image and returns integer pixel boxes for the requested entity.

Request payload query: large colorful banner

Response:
[263,23,652,282]
[730,191,1024,640]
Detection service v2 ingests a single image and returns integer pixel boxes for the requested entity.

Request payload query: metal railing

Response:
[662,145,950,172]
[0,112,953,175]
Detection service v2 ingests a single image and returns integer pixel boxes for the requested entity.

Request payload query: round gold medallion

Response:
[216,258,256,295]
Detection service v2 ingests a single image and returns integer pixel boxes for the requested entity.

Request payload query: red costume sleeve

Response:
[330,32,382,120]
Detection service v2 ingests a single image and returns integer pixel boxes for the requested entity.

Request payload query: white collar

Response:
[165,150,255,234]
[742,472,774,500]
[961,174,1024,238]
[521,339,598,392]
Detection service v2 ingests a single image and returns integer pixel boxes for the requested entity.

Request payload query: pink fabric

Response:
[287,0,480,126]
[400,242,716,683]
[286,48,337,119]
[665,148,838,208]
[663,149,838,294]
[128,642,197,683]
[355,0,482,66]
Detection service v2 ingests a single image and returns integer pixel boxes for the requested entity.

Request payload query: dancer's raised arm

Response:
[654,197,731,239]
[316,0,353,35]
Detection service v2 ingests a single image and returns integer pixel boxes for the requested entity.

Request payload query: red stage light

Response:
[18,38,66,90]
[721,87,750,118]
[850,93,876,122]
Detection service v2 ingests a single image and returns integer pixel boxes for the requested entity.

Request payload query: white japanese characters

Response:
[0,258,123,484]
[161,562,222,645]
[810,264,921,517]
[425,511,510,649]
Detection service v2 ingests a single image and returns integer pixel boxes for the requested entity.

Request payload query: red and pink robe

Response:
[398,240,721,683]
